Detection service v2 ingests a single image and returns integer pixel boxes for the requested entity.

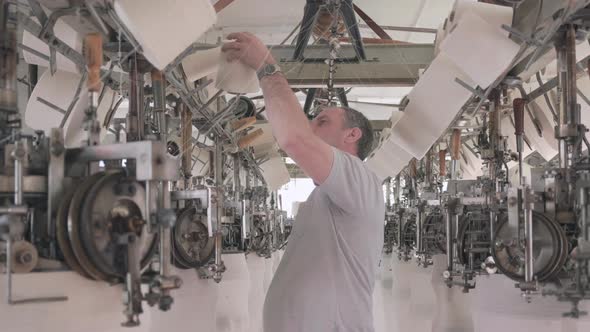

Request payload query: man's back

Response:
[263,148,385,332]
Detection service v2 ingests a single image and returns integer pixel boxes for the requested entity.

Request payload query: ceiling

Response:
[214,0,456,119]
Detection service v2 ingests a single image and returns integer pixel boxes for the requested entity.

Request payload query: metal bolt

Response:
[19,252,32,264]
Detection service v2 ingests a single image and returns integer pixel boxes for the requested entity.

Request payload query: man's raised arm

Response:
[222,32,334,184]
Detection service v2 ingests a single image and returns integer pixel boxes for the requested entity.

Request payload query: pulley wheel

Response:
[67,172,111,281]
[249,217,267,252]
[56,183,91,279]
[229,96,256,118]
[79,171,157,278]
[6,240,38,273]
[492,212,568,282]
[172,207,215,269]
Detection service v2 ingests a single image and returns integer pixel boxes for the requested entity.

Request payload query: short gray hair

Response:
[340,106,374,160]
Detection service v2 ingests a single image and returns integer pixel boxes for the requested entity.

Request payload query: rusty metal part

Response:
[214,0,235,12]
[352,4,391,40]
[180,103,192,179]
[439,149,447,177]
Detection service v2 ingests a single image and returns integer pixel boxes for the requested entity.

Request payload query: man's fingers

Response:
[221,41,241,52]
[226,32,248,42]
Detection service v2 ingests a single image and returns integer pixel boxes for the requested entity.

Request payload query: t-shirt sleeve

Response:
[319,147,378,214]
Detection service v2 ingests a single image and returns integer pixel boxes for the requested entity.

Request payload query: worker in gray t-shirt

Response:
[222,32,385,332]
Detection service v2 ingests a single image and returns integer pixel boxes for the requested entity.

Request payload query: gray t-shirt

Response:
[263,148,385,332]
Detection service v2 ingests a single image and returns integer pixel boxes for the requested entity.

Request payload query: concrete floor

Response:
[1,251,590,332]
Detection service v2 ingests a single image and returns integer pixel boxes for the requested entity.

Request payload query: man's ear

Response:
[345,127,363,144]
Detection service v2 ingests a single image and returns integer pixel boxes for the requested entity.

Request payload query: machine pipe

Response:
[416,207,423,254]
[151,69,166,136]
[445,206,454,273]
[13,140,23,206]
[523,189,534,284]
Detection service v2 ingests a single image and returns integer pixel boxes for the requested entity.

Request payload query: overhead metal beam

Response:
[353,4,392,40]
[270,44,434,87]
[214,0,236,13]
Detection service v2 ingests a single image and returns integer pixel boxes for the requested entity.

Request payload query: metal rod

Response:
[563,25,578,128]
[242,167,251,243]
[445,207,454,273]
[127,55,143,142]
[359,23,437,34]
[385,177,391,209]
[394,175,401,206]
[14,141,23,206]
[489,210,496,251]
[6,236,12,304]
[145,181,152,233]
[513,98,526,185]
[580,187,588,242]
[524,189,534,284]
[416,208,423,254]
[159,181,171,296]
[213,137,224,282]
[233,153,241,211]
[453,214,460,266]
[556,27,572,169]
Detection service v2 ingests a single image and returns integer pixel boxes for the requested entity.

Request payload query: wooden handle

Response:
[513,98,526,136]
[451,129,461,161]
[85,33,103,92]
[439,149,447,177]
[238,129,264,149]
[151,69,163,82]
[231,117,257,132]
[409,158,417,178]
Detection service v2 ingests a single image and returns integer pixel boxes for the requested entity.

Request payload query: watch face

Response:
[266,65,275,74]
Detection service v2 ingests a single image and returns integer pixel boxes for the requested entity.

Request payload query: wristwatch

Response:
[257,63,282,81]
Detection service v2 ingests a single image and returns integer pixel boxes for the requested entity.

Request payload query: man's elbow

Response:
[278,135,306,158]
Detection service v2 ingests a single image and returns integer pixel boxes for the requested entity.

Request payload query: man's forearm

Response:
[259,73,313,150]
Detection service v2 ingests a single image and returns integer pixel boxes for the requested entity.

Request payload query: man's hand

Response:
[221,32,276,71]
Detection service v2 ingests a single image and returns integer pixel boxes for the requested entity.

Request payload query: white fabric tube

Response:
[215,52,260,94]
[114,0,216,70]
[182,47,221,82]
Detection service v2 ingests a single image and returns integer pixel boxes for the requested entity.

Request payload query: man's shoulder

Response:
[337,149,382,185]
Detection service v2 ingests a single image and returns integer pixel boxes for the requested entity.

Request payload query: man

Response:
[222,32,385,332]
